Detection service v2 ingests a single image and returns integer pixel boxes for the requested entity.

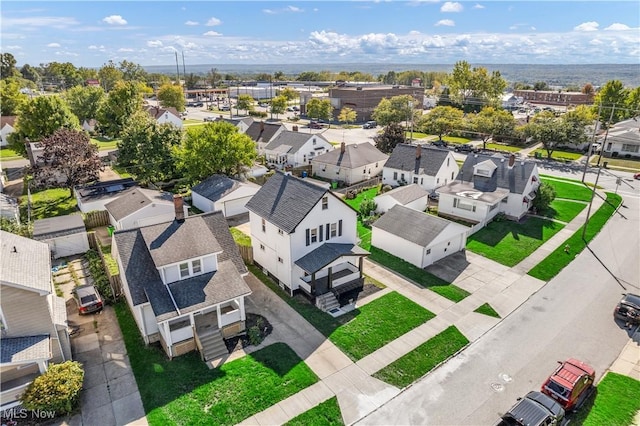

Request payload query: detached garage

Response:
[371,205,469,269]
[191,175,260,218]
[374,184,430,214]
[33,215,90,259]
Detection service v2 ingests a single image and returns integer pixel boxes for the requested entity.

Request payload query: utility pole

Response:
[596,103,616,167]
[582,103,602,182]
[582,166,602,241]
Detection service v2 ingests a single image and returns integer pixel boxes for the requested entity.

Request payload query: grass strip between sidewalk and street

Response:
[368,247,470,302]
[474,303,501,318]
[572,372,640,426]
[114,301,318,426]
[373,326,469,388]
[284,396,344,426]
[528,192,622,281]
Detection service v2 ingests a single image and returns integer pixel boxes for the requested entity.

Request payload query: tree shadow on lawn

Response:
[468,216,560,247]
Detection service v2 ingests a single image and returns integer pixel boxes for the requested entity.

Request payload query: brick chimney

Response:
[292,125,298,132]
[341,142,346,153]
[174,194,185,222]
[416,144,422,159]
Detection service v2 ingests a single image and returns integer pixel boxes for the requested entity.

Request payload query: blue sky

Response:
[2,1,639,67]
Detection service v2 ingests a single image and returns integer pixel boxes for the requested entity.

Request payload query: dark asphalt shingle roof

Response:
[1,335,51,363]
[311,142,388,169]
[245,121,284,143]
[373,205,465,247]
[245,172,328,234]
[384,143,451,174]
[294,243,369,274]
[191,175,241,202]
[105,188,172,221]
[113,212,248,321]
[458,153,536,194]
[33,214,86,240]
[75,178,137,203]
[264,130,330,154]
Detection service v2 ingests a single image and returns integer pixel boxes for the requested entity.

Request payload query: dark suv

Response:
[497,391,566,426]
[431,139,448,148]
[309,121,324,129]
[614,293,640,325]
[455,143,476,153]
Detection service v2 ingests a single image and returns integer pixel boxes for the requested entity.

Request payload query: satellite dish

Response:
[508,154,516,167]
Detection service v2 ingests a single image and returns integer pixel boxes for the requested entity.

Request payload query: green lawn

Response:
[528,192,622,281]
[474,303,501,318]
[373,326,469,388]
[20,187,78,220]
[343,187,379,211]
[111,165,132,178]
[530,149,583,161]
[484,143,523,152]
[540,178,595,202]
[540,199,587,223]
[91,137,120,151]
[230,227,251,247]
[284,396,343,426]
[589,155,640,172]
[442,135,471,144]
[369,247,470,302]
[357,221,372,250]
[405,131,429,140]
[466,216,564,267]
[0,147,23,160]
[328,291,435,361]
[573,373,640,426]
[114,302,318,426]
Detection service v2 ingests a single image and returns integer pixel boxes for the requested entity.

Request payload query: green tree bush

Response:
[533,182,556,212]
[21,361,84,415]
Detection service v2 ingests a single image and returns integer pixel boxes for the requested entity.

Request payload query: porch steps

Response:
[316,292,340,312]
[198,330,228,361]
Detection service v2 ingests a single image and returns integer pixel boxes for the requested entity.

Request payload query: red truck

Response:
[541,358,595,412]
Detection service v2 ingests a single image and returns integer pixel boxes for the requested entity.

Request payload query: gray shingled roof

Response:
[378,184,429,205]
[33,214,86,240]
[384,143,451,174]
[458,153,536,195]
[0,231,51,294]
[105,188,172,221]
[245,172,328,234]
[265,130,330,154]
[1,335,51,363]
[311,142,388,169]
[373,205,464,247]
[113,212,248,321]
[191,175,241,202]
[294,243,369,274]
[245,121,284,143]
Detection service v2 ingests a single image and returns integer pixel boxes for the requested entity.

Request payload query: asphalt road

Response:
[358,186,640,425]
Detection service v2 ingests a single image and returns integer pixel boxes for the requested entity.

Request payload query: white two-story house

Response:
[382,143,459,192]
[245,172,368,311]
[112,205,251,361]
[264,130,333,169]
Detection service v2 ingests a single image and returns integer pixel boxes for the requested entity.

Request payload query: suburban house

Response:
[144,106,183,128]
[32,215,90,259]
[245,172,368,312]
[600,118,640,159]
[0,194,20,223]
[105,187,189,231]
[214,116,253,134]
[191,175,260,217]
[311,142,389,186]
[264,130,333,170]
[371,205,469,268]
[112,208,251,360]
[244,121,286,154]
[501,93,522,110]
[82,119,97,133]
[0,116,16,147]
[374,183,430,214]
[0,231,71,409]
[75,178,138,213]
[437,154,540,224]
[382,144,459,193]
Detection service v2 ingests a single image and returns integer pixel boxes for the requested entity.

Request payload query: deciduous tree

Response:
[416,106,464,140]
[97,81,144,137]
[521,111,564,159]
[0,77,29,116]
[270,96,287,117]
[97,60,124,92]
[236,94,255,112]
[446,61,506,110]
[279,87,298,102]
[372,95,416,125]
[14,95,80,141]
[157,83,186,112]
[305,98,333,123]
[338,107,357,126]
[373,122,404,154]
[1,53,19,78]
[469,107,517,149]
[593,80,629,125]
[64,85,106,123]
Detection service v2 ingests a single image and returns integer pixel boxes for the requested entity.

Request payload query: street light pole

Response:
[582,103,602,183]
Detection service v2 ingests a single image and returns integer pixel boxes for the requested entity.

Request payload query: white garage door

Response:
[223,196,251,217]
[52,233,90,259]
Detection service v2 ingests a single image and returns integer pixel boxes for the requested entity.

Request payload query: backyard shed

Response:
[32,214,90,259]
[191,175,260,217]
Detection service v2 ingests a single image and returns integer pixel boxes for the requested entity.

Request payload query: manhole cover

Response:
[500,373,513,383]
[491,382,505,392]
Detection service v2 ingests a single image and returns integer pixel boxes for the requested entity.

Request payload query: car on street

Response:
[220,105,230,111]
[72,285,104,315]
[309,121,324,129]
[541,358,595,412]
[613,293,640,325]
[204,116,216,122]
[455,143,477,153]
[634,173,640,180]
[431,139,449,148]
[497,391,566,426]
[363,120,377,129]
[287,106,295,112]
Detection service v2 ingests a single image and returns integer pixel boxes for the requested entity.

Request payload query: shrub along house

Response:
[246,172,368,312]
[112,200,251,361]
[382,144,459,192]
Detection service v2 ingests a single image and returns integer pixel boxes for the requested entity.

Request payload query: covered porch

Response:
[0,335,50,410]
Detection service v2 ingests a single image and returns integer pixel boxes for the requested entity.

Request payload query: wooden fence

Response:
[237,245,254,265]
[84,210,110,229]
[334,176,381,194]
[87,231,123,300]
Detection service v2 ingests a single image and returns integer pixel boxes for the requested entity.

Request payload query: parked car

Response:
[431,139,448,148]
[455,143,476,153]
[292,106,300,111]
[634,173,640,180]
[363,120,377,129]
[613,293,640,325]
[72,285,104,315]
[287,106,295,112]
[220,105,230,111]
[541,358,595,412]
[204,116,216,122]
[309,121,324,129]
[259,103,269,108]
[497,391,566,426]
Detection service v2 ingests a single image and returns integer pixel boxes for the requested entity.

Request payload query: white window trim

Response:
[0,306,7,332]
[179,258,206,279]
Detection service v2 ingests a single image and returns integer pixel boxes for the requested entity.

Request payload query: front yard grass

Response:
[530,148,583,161]
[474,303,501,318]
[114,301,318,426]
[343,187,379,211]
[0,147,23,160]
[284,396,343,426]
[540,199,586,223]
[20,187,78,220]
[466,216,564,267]
[369,247,470,302]
[540,177,595,202]
[91,137,120,151]
[484,143,523,152]
[328,291,435,361]
[442,135,471,144]
[528,192,622,281]
[573,372,640,426]
[373,326,469,388]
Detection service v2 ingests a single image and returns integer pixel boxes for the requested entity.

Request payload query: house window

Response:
[313,139,317,145]
[426,249,431,255]
[322,196,328,210]
[375,162,378,167]
[447,158,450,166]
[421,178,424,185]
[330,223,337,238]
[192,259,202,274]
[0,307,6,331]
[260,244,265,251]
[310,228,318,243]
[454,198,476,212]
[451,172,454,180]
[413,177,418,184]
[401,173,405,181]
[393,172,398,180]
[437,178,440,184]
[261,218,266,232]
[622,144,639,153]
[278,257,283,263]
[278,229,283,235]
[606,142,612,150]
[179,262,190,278]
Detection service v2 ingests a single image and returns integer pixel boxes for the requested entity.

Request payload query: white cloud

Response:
[88,45,105,50]
[147,40,163,48]
[287,6,303,12]
[5,45,21,49]
[102,15,127,25]
[1,16,79,29]
[440,2,463,13]
[436,19,455,27]
[118,48,134,52]
[473,3,485,9]
[263,9,276,14]
[206,17,221,26]
[203,31,222,36]
[589,38,604,46]
[604,23,631,31]
[185,20,199,26]
[574,21,599,32]
[47,43,61,47]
